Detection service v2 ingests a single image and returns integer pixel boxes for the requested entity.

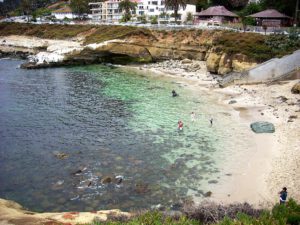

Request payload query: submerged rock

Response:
[250,122,275,133]
[53,151,69,160]
[134,182,149,194]
[101,176,112,184]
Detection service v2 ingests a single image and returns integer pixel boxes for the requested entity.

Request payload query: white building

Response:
[89,0,122,22]
[51,6,76,20]
[89,0,196,23]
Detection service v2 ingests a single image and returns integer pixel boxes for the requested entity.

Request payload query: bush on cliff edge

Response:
[92,199,300,225]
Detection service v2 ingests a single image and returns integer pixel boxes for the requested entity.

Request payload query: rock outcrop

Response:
[206,52,221,74]
[0,29,256,74]
[0,198,131,225]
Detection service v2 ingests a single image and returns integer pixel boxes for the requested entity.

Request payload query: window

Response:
[149,8,154,12]
[152,1,158,5]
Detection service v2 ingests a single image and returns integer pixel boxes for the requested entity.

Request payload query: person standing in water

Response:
[178,120,183,131]
[279,187,288,204]
[191,112,196,122]
[209,118,213,127]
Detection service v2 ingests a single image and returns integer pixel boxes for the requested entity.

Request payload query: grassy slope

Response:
[0,23,299,62]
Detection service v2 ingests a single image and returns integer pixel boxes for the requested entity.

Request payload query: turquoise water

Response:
[0,59,246,212]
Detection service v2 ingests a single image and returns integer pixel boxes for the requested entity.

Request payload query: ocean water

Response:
[0,59,248,212]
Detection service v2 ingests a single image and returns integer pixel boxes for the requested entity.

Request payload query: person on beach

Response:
[172,90,178,97]
[279,187,288,204]
[209,118,213,127]
[191,112,196,122]
[178,120,183,131]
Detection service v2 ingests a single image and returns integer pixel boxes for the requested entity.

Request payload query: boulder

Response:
[232,54,257,72]
[181,58,192,64]
[250,122,275,133]
[218,53,232,75]
[203,191,212,197]
[276,96,288,103]
[291,82,300,94]
[206,52,221,73]
[228,100,237,104]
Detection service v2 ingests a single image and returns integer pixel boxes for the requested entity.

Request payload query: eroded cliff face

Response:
[0,28,257,75]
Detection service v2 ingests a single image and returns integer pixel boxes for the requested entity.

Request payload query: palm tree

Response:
[165,0,186,23]
[119,0,137,22]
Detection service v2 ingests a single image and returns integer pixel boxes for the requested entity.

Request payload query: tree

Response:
[185,11,193,24]
[150,15,158,24]
[20,0,34,21]
[165,0,186,22]
[260,0,297,17]
[196,0,209,11]
[138,14,147,23]
[210,0,248,9]
[228,0,248,8]
[70,0,89,15]
[210,0,230,8]
[118,0,137,22]
[243,2,262,15]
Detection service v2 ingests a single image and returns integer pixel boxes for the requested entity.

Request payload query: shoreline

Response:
[125,60,300,207]
[0,58,299,224]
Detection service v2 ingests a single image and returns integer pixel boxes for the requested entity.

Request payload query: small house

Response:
[194,5,238,25]
[249,9,292,27]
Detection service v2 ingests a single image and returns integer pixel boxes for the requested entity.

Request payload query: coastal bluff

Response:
[2,23,298,75]
[0,198,131,225]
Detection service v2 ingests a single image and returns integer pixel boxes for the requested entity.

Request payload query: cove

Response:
[0,58,246,212]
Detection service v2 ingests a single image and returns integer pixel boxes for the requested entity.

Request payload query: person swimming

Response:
[172,90,178,97]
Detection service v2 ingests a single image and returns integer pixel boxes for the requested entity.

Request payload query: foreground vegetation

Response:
[91,199,300,225]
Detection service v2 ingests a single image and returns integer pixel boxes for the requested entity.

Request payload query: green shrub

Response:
[93,211,199,225]
[150,16,158,25]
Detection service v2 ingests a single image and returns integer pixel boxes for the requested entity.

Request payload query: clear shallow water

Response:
[0,59,247,212]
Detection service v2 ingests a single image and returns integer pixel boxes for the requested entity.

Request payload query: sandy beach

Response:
[133,60,300,208]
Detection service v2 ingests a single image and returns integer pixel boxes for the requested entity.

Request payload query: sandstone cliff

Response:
[2,23,285,75]
[0,198,130,225]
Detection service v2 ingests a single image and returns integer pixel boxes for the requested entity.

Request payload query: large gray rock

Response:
[291,82,300,94]
[250,122,275,133]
